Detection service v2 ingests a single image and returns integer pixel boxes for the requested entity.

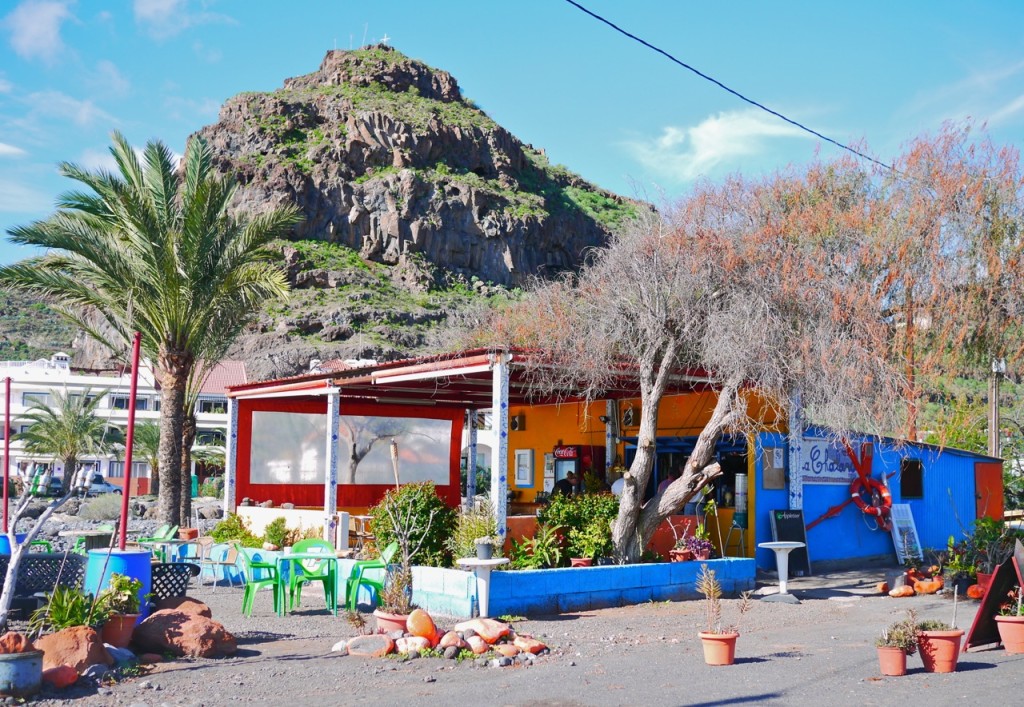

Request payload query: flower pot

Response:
[475,543,493,560]
[102,613,140,648]
[0,650,42,697]
[669,549,694,562]
[570,558,593,567]
[917,630,964,673]
[876,646,907,676]
[693,550,711,561]
[178,528,199,541]
[995,615,1024,654]
[976,572,993,593]
[373,609,409,634]
[698,632,738,666]
[949,575,973,596]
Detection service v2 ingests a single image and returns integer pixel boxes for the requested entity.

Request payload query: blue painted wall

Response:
[752,431,987,570]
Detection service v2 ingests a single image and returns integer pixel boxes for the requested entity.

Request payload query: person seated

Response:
[657,467,681,494]
[553,471,576,497]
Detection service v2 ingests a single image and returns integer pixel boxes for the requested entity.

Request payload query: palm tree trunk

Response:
[180,414,196,527]
[157,373,186,527]
[61,455,78,493]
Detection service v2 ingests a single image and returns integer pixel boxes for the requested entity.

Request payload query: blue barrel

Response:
[0,534,27,555]
[0,650,42,697]
[84,549,152,619]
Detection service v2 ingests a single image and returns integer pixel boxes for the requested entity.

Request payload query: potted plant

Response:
[669,520,694,562]
[98,573,143,648]
[375,565,412,633]
[941,537,976,596]
[995,585,1024,654]
[972,517,1013,592]
[916,619,964,673]
[696,564,752,666]
[474,537,496,560]
[567,521,609,567]
[686,534,714,562]
[875,612,917,676]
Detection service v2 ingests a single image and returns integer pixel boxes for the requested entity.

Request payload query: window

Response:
[197,397,228,414]
[196,429,225,446]
[900,458,924,499]
[108,461,149,478]
[21,392,50,407]
[109,395,149,411]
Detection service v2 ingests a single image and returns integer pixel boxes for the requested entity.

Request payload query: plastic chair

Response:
[286,539,336,612]
[72,524,115,555]
[345,541,399,612]
[28,539,52,553]
[235,543,280,616]
[138,525,180,562]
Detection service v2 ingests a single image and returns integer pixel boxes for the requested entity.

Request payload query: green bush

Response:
[538,492,619,534]
[568,520,613,560]
[263,517,289,548]
[198,478,223,498]
[510,524,563,569]
[210,513,262,547]
[80,493,123,521]
[447,504,502,560]
[29,586,108,634]
[369,482,456,567]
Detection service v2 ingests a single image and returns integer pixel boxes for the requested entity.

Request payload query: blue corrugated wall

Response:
[753,432,982,569]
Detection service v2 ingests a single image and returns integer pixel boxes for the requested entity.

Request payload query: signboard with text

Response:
[799,438,859,485]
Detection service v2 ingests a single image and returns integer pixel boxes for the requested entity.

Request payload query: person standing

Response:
[553,471,576,497]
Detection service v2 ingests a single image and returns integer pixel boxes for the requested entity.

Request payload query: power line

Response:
[562,0,893,172]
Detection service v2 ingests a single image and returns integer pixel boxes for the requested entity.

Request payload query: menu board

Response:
[769,509,811,576]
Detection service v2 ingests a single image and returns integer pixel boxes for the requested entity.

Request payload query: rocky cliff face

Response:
[196,45,635,288]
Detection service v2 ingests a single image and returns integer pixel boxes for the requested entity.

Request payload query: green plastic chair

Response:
[236,543,280,616]
[345,541,399,612]
[72,523,115,555]
[139,525,179,561]
[28,539,52,552]
[286,538,336,612]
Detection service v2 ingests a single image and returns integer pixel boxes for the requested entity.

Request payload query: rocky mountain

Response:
[5,46,638,380]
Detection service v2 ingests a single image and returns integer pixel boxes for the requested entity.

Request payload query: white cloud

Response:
[624,109,810,182]
[0,143,27,158]
[0,77,12,93]
[133,0,233,38]
[3,0,73,64]
[77,147,118,172]
[902,60,1024,128]
[25,90,116,127]
[989,94,1024,126]
[0,178,51,213]
[92,60,130,97]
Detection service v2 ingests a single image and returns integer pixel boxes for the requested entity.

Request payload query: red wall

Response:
[234,398,462,510]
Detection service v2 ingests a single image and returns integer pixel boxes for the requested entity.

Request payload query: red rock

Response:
[513,635,547,654]
[346,634,394,658]
[138,653,165,664]
[493,644,519,658]
[0,631,33,654]
[438,631,466,649]
[133,610,236,658]
[453,618,511,645]
[41,665,78,689]
[466,635,489,655]
[395,636,431,654]
[34,627,112,673]
[153,597,212,618]
[407,609,438,644]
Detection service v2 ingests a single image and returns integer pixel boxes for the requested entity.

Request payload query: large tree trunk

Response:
[157,366,188,527]
[61,455,78,493]
[180,414,196,527]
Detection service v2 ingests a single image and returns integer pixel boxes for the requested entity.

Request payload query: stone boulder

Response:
[346,634,394,658]
[453,618,511,645]
[41,665,78,689]
[35,627,112,672]
[133,610,237,658]
[0,631,33,654]
[153,597,212,618]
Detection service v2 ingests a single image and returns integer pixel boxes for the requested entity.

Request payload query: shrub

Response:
[538,492,619,533]
[510,524,563,569]
[568,519,613,560]
[29,586,108,634]
[369,482,456,568]
[198,478,223,498]
[79,493,123,521]
[210,513,262,547]
[263,517,289,548]
[447,504,503,560]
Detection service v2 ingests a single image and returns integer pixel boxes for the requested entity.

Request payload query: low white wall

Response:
[236,506,350,550]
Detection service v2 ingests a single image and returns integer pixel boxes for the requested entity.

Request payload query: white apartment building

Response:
[0,353,244,494]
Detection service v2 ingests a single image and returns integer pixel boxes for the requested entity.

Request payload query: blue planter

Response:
[0,650,42,697]
[0,534,28,555]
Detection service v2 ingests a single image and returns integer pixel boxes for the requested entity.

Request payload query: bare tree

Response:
[338,416,410,484]
[483,160,906,561]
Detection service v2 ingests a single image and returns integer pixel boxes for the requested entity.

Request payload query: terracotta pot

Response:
[876,646,907,676]
[669,549,693,562]
[976,572,993,593]
[101,613,140,648]
[178,528,199,541]
[570,558,593,567]
[693,550,712,561]
[373,609,409,634]
[917,630,964,673]
[995,615,1024,654]
[698,632,738,666]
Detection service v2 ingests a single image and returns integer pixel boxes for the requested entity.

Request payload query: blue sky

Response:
[1,1,1023,264]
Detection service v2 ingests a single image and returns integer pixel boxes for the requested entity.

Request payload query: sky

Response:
[1,0,1023,264]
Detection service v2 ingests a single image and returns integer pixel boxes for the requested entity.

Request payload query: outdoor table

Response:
[139,538,190,563]
[57,529,115,552]
[274,551,338,617]
[456,557,509,618]
[758,541,805,604]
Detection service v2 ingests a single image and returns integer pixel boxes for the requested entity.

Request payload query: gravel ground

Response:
[27,567,1024,706]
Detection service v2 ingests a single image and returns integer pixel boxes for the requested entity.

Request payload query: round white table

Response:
[456,557,509,618]
[758,541,805,604]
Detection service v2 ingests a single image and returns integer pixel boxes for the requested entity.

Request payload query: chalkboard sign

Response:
[770,509,812,576]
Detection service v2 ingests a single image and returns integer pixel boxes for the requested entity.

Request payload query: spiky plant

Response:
[696,564,723,634]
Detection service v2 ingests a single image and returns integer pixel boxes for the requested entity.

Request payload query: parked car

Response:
[84,474,122,496]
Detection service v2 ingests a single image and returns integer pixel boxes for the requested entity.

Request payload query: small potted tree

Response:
[99,573,143,648]
[568,521,609,567]
[995,585,1024,654]
[696,564,752,665]
[668,520,693,562]
[875,612,917,676]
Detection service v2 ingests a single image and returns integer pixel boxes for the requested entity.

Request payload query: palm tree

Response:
[16,389,116,491]
[0,132,300,525]
[132,421,161,496]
